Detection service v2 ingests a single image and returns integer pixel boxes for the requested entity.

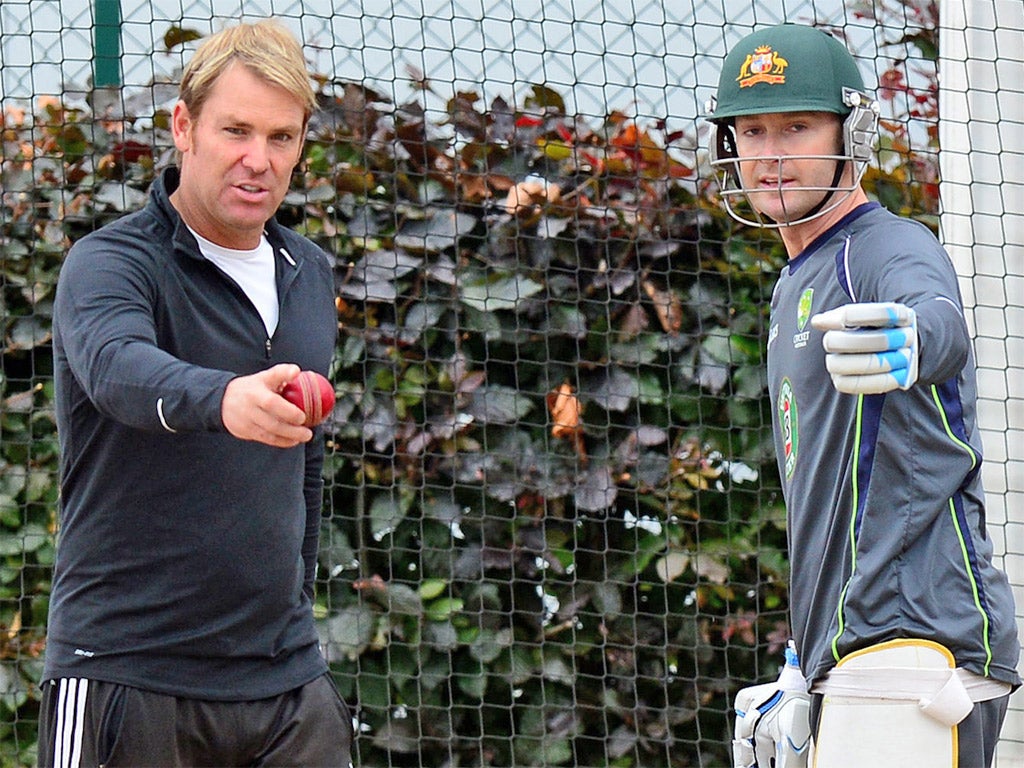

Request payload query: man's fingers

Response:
[814,302,919,394]
[222,371,311,445]
[825,349,913,376]
[828,372,906,395]
[821,326,915,353]
[811,302,915,331]
[264,362,303,392]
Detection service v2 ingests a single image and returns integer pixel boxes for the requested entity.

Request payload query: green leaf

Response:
[93,183,147,212]
[425,596,463,622]
[574,465,617,512]
[354,667,392,710]
[459,304,503,339]
[323,604,376,661]
[8,316,51,350]
[469,627,512,663]
[543,305,588,339]
[424,619,459,651]
[418,578,448,600]
[459,274,543,312]
[540,739,573,765]
[455,660,488,698]
[590,581,623,616]
[701,328,733,363]
[466,385,534,424]
[370,718,421,753]
[418,652,453,691]
[394,209,476,253]
[384,645,420,693]
[386,583,424,616]
[500,644,539,686]
[587,366,639,412]
[401,302,445,342]
[655,551,690,583]
[541,653,575,685]
[0,524,48,556]
[368,492,411,541]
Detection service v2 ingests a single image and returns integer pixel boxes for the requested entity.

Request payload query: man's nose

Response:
[758,131,788,159]
[241,138,270,173]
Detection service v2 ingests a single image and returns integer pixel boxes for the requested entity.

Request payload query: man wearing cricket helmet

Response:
[706,22,1019,768]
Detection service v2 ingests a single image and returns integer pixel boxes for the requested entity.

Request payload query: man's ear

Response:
[171,100,193,153]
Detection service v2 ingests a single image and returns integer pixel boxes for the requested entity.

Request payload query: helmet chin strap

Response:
[777,159,846,226]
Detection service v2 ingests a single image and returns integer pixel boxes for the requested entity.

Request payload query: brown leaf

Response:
[486,173,516,194]
[546,382,587,463]
[352,574,388,596]
[618,303,650,339]
[504,179,561,215]
[547,382,580,437]
[642,280,683,335]
[163,25,203,53]
[458,172,491,202]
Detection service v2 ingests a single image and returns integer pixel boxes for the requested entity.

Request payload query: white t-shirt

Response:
[187,227,279,336]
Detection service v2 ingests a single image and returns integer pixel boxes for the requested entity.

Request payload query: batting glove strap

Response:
[811,302,919,395]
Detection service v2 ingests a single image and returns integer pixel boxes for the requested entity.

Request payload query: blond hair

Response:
[178,20,317,126]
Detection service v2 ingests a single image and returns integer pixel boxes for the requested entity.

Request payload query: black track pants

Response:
[38,674,354,767]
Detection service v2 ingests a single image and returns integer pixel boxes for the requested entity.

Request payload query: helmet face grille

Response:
[709,152,870,228]
[708,99,878,229]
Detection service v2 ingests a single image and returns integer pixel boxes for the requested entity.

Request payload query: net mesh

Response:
[1,1,1020,765]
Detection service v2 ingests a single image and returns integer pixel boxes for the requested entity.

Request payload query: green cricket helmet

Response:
[705,23,880,228]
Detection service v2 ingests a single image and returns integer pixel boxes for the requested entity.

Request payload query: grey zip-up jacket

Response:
[767,203,1020,689]
[44,168,338,699]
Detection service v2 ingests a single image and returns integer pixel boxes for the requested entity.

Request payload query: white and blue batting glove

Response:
[810,302,919,395]
[733,684,811,768]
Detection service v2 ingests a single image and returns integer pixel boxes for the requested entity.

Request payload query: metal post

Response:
[92,0,122,88]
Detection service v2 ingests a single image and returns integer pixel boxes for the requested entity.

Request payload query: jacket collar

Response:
[150,166,290,263]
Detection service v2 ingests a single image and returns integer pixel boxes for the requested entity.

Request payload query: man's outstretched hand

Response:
[221,364,313,447]
[811,302,919,395]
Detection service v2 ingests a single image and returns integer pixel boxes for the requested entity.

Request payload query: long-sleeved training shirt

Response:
[43,167,339,700]
[767,202,1020,688]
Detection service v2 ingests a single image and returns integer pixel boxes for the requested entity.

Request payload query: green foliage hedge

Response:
[0,19,937,765]
[295,82,793,766]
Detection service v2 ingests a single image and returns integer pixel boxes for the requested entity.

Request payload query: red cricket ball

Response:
[281,371,335,427]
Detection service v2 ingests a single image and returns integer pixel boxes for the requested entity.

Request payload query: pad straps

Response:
[812,666,1011,726]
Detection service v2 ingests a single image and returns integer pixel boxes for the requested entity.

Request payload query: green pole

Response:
[92,0,122,88]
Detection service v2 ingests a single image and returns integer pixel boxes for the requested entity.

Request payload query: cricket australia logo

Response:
[793,288,813,349]
[736,45,789,88]
[797,288,813,331]
[778,378,798,479]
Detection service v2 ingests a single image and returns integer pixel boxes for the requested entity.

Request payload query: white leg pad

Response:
[813,639,957,768]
